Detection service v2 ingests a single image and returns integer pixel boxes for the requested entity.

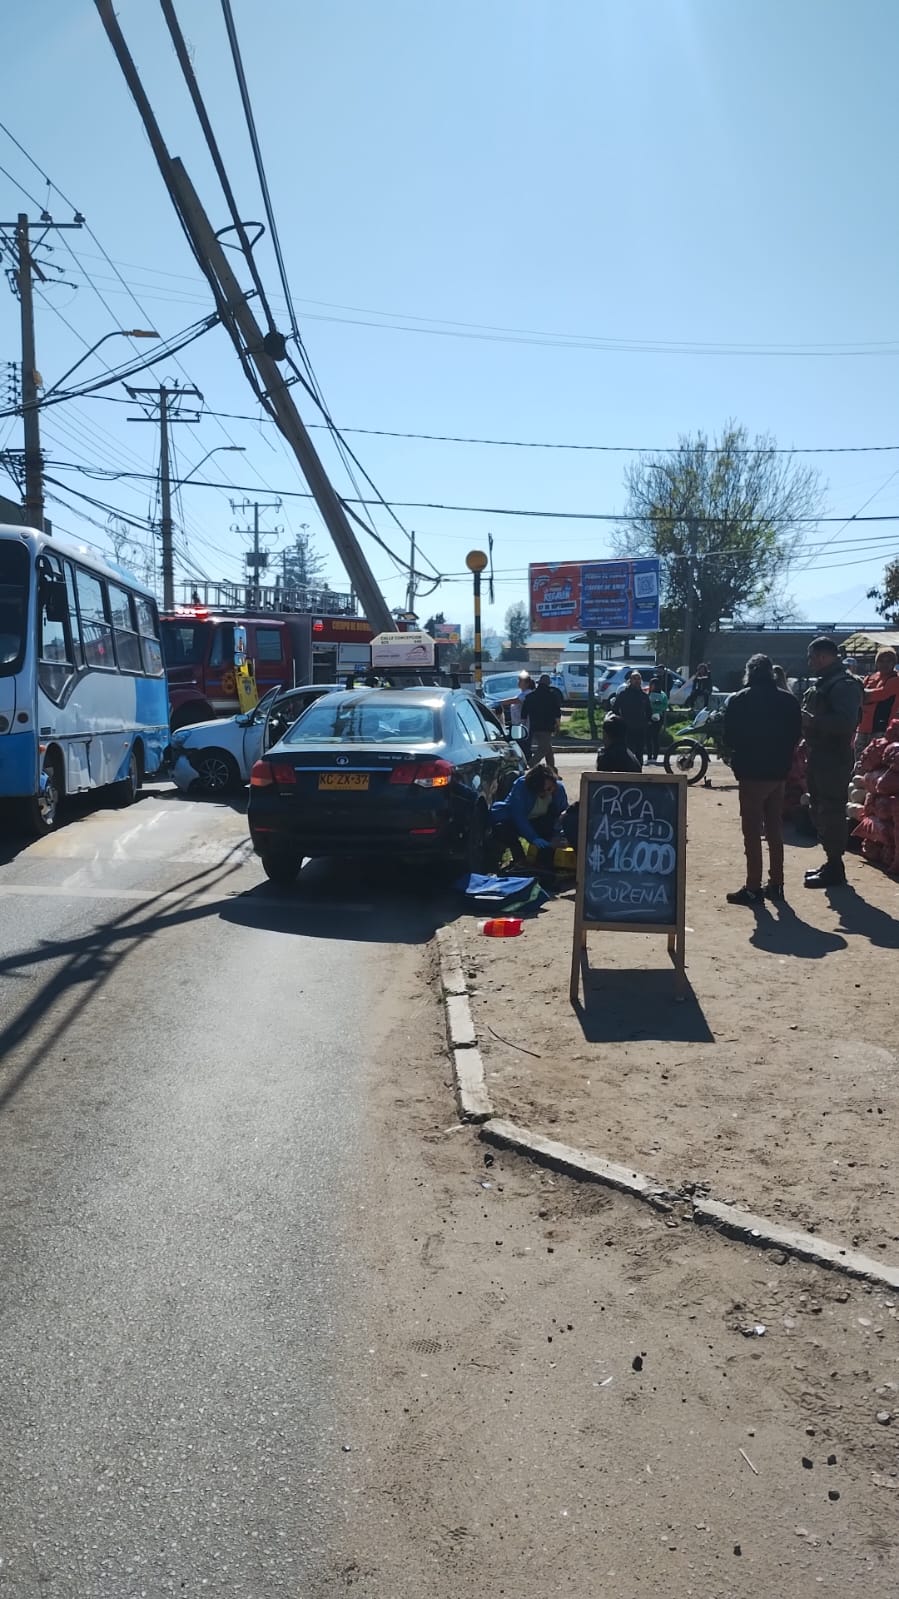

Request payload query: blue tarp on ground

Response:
[455,873,550,914]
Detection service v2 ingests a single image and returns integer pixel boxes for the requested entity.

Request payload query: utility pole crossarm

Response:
[126,384,201,608]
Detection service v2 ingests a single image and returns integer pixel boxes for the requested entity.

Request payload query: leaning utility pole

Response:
[0,211,84,528]
[231,497,281,607]
[126,383,201,609]
[93,0,394,635]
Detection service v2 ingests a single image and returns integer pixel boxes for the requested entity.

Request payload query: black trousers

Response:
[646,721,661,760]
[622,727,645,766]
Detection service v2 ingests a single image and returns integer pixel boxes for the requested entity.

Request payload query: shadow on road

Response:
[219,857,460,946]
[826,883,899,949]
[0,850,247,1114]
[0,788,161,868]
[749,900,847,959]
[573,966,714,1045]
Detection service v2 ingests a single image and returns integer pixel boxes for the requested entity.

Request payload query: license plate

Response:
[318,772,370,791]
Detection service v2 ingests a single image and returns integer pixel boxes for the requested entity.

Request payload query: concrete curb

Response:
[435,927,492,1123]
[432,927,899,1291]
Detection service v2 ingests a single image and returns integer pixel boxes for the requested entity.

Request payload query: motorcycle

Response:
[663,705,732,785]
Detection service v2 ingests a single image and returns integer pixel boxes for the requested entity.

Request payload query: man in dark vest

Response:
[801,636,863,888]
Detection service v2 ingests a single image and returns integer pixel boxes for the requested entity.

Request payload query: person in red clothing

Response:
[856,649,899,754]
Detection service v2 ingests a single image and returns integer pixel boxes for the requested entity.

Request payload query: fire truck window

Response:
[255,627,283,663]
[209,624,235,667]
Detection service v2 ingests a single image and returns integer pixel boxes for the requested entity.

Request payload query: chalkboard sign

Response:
[570,771,687,1002]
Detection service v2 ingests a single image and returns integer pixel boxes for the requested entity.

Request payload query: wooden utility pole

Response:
[93,0,393,635]
[231,498,281,606]
[0,212,84,529]
[126,384,202,609]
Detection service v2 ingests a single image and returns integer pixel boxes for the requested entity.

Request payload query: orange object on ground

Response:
[478,917,523,937]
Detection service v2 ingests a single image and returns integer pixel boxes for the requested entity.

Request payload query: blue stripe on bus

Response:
[0,729,37,798]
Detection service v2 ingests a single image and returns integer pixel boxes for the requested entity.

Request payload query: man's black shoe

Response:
[726,886,764,906]
[804,861,847,888]
[764,882,786,901]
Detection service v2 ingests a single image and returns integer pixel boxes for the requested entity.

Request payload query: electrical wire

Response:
[78,397,899,458]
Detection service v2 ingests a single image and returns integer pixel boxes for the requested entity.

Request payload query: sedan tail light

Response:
[250,759,297,787]
[389,759,453,788]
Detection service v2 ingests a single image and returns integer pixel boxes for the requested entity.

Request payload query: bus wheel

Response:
[22,750,63,836]
[114,747,142,807]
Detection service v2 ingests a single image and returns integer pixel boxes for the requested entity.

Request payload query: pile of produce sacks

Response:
[851,721,899,873]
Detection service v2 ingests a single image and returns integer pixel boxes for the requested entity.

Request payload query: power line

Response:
[38,461,899,526]
[38,251,899,358]
[78,398,899,457]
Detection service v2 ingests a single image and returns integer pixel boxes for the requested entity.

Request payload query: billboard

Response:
[434,621,462,647]
[529,558,661,633]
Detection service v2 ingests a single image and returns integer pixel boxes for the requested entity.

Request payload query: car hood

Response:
[171,716,241,747]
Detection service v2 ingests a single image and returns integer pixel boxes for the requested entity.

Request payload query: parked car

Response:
[247,686,526,884]
[169,683,347,794]
[600,665,688,707]
[480,671,527,718]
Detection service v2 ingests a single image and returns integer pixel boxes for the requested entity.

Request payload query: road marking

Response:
[0,883,243,905]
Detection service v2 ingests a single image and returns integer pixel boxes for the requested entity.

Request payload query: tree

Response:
[278,527,327,595]
[503,601,529,657]
[868,559,899,626]
[614,423,824,671]
[423,612,445,638]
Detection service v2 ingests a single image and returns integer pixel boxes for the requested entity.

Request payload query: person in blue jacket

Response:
[490,763,569,865]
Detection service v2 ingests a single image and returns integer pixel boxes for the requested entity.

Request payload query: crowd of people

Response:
[489,639,899,902]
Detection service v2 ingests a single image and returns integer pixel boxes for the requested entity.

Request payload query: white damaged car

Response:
[170,683,346,794]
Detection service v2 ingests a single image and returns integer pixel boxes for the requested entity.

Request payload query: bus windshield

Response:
[0,541,29,674]
[160,619,212,667]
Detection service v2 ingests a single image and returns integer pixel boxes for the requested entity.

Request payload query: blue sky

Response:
[2,0,898,636]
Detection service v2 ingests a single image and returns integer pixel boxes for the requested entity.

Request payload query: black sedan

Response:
[247,687,526,884]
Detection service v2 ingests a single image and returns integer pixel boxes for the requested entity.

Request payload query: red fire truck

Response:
[160,607,375,729]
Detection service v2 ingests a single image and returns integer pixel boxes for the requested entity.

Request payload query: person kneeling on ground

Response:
[722,652,802,906]
[489,763,569,867]
[595,713,642,773]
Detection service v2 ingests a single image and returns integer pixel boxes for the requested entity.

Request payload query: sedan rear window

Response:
[284,699,439,744]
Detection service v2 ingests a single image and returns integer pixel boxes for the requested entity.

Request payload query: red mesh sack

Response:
[875,766,899,797]
[859,739,889,771]
[882,742,899,770]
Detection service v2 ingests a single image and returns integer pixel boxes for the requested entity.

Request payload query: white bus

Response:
[0,524,169,835]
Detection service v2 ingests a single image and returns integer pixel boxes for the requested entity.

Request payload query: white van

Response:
[555,660,615,703]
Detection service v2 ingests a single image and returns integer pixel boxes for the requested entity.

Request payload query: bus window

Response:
[0,541,28,672]
[135,596,164,676]
[38,564,75,701]
[64,562,84,668]
[75,568,114,670]
[108,583,142,673]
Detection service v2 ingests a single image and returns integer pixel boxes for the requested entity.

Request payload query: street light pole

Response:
[43,328,159,398]
[465,548,489,689]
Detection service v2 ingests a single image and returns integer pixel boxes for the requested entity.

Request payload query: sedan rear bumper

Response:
[248,813,459,860]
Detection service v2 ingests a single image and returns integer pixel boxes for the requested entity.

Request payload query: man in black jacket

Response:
[523,674,563,771]
[722,653,802,905]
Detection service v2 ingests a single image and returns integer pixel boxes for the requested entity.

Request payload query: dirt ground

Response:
[323,938,899,1598]
[459,758,899,1258]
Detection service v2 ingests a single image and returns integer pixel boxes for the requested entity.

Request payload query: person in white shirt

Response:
[509,672,535,761]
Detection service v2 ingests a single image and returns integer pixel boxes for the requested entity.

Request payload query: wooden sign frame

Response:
[570,770,688,1004]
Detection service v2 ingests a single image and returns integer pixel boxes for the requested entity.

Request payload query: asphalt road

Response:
[0,784,438,1598]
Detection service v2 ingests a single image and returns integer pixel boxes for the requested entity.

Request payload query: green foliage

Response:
[279,528,327,591]
[504,601,529,652]
[868,558,899,626]
[615,423,824,671]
